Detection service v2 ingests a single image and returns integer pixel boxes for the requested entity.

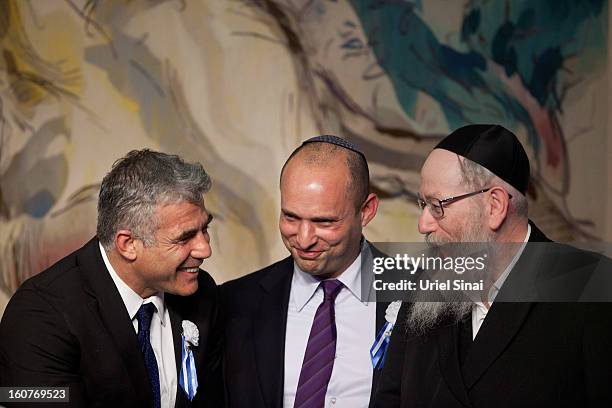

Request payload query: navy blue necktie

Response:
[136,303,161,408]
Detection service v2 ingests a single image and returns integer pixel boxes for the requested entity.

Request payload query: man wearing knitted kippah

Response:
[374,125,612,408]
[222,135,390,408]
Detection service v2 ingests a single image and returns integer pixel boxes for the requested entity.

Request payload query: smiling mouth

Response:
[178,267,200,273]
[295,249,323,260]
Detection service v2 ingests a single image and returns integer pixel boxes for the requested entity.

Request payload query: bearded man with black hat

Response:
[373,124,612,408]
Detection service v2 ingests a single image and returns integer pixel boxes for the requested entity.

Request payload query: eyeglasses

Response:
[417,187,508,219]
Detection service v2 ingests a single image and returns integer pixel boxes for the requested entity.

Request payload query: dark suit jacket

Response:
[0,237,223,408]
[373,222,612,408]
[222,245,391,408]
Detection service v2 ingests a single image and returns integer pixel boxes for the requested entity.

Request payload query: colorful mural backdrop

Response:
[0,0,608,313]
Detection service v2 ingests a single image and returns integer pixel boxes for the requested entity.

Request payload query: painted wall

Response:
[0,0,608,314]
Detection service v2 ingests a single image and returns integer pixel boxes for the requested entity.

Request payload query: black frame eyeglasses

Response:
[417,187,511,219]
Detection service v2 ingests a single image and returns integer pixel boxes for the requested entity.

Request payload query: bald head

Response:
[278,141,378,278]
[280,142,369,210]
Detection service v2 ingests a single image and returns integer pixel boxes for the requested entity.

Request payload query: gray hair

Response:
[457,155,527,218]
[97,149,211,249]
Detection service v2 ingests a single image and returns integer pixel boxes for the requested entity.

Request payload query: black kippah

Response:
[301,135,366,160]
[435,124,530,195]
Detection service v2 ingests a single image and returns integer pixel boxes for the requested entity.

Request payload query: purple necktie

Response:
[294,279,343,408]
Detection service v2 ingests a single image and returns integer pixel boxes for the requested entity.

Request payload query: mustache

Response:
[425,233,445,247]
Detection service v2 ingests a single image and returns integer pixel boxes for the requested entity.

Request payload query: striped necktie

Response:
[294,279,343,408]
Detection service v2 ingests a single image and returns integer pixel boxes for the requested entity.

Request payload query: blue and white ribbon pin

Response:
[370,301,402,369]
[179,334,199,400]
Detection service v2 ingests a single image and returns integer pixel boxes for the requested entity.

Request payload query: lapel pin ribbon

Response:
[180,320,199,400]
[370,301,402,369]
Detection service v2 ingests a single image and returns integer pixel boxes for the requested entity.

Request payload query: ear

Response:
[487,187,510,230]
[360,193,379,227]
[114,229,139,262]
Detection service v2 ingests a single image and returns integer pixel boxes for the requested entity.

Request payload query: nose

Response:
[191,231,212,260]
[417,206,438,235]
[296,221,317,249]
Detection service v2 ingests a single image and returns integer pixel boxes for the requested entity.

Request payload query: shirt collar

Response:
[99,242,167,326]
[475,223,531,308]
[291,245,366,312]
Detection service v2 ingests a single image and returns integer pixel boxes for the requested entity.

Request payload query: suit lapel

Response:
[368,300,390,405]
[461,302,532,388]
[253,257,293,408]
[371,242,390,354]
[368,242,389,335]
[366,241,391,340]
[375,301,388,335]
[460,221,548,388]
[168,306,183,387]
[437,322,473,407]
[78,238,152,406]
[359,241,393,403]
[167,303,189,407]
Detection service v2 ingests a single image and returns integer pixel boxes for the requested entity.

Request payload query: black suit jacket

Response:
[222,245,391,408]
[0,238,223,408]
[373,222,612,408]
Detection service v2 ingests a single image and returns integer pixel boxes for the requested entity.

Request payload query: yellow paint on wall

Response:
[1,2,83,111]
[115,92,141,114]
[84,63,141,114]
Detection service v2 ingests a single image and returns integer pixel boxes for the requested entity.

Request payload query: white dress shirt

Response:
[472,224,531,339]
[100,243,177,408]
[283,251,376,408]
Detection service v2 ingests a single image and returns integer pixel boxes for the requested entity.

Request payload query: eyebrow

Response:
[174,213,214,242]
[311,216,339,223]
[419,191,442,200]
[281,209,339,223]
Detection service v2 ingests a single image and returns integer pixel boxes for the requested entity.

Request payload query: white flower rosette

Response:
[182,320,199,347]
[385,301,402,326]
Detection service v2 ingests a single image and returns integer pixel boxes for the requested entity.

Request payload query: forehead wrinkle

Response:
[155,202,205,230]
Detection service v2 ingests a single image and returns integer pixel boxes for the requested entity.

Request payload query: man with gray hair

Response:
[374,125,612,408]
[0,149,223,407]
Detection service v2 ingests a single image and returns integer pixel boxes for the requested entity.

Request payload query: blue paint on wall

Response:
[347,0,607,140]
[24,190,55,218]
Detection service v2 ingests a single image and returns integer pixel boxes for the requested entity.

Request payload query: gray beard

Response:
[407,300,473,336]
[408,211,494,336]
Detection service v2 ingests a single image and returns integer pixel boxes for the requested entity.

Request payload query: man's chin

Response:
[167,279,199,296]
[294,258,325,276]
[178,284,199,296]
